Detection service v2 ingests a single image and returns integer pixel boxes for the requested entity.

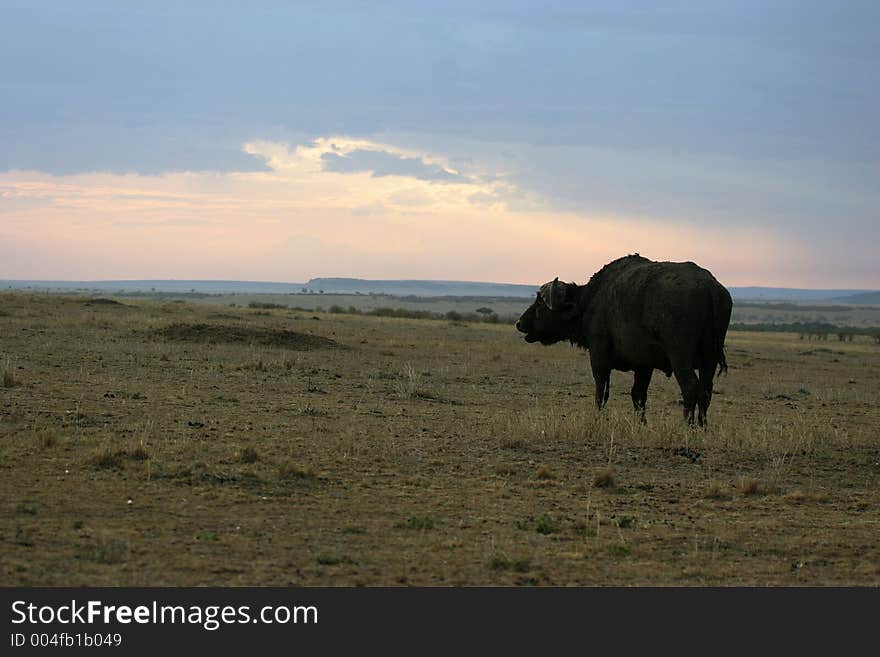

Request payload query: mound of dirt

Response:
[150,323,340,350]
[84,298,126,306]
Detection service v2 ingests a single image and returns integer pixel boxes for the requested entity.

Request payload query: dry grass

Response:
[87,443,149,470]
[2,358,17,388]
[239,446,260,463]
[784,489,831,504]
[278,462,316,481]
[1,292,879,586]
[34,428,57,450]
[535,465,555,480]
[592,467,617,489]
[703,481,731,500]
[395,363,426,399]
[738,478,781,497]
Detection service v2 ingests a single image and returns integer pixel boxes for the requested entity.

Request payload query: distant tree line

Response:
[733,302,853,313]
[730,321,880,343]
[325,305,504,324]
[246,301,517,323]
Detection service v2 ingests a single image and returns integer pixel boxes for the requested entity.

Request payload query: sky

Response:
[1,0,878,288]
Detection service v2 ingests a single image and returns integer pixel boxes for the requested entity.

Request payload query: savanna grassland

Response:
[1,293,878,586]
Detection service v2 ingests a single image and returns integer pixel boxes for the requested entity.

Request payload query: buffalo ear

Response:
[559,282,578,318]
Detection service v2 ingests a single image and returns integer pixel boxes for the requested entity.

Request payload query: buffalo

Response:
[515,254,732,426]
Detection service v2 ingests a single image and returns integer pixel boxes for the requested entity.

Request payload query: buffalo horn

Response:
[539,277,560,310]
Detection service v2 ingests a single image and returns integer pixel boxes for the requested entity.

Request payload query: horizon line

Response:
[1,278,877,293]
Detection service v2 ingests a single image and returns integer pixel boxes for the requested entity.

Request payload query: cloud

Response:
[239,136,510,216]
[381,128,880,237]
[467,191,499,207]
[0,135,871,287]
[320,149,468,183]
[351,201,386,216]
[387,188,434,207]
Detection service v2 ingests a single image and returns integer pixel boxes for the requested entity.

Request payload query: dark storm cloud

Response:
[321,149,468,183]
[3,0,878,172]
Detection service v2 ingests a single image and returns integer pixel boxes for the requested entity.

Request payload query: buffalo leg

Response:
[697,363,716,428]
[631,367,653,423]
[673,367,700,426]
[589,352,611,410]
[593,373,610,409]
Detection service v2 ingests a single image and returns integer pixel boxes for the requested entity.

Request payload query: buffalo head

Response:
[515,278,579,345]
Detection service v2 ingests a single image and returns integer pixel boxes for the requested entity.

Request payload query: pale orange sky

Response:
[0,135,849,288]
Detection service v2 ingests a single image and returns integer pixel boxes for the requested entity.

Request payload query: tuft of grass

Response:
[298,404,330,417]
[534,515,561,535]
[305,377,326,394]
[128,443,149,460]
[607,544,631,557]
[34,429,57,449]
[739,478,781,497]
[704,481,731,500]
[593,467,616,489]
[394,516,436,531]
[88,448,127,470]
[489,553,531,572]
[239,446,260,463]
[77,536,129,564]
[395,363,434,400]
[573,522,596,538]
[535,464,555,480]
[278,462,315,480]
[88,444,149,469]
[316,555,357,566]
[616,515,635,529]
[2,359,17,388]
[512,559,531,572]
[784,489,830,504]
[340,526,366,534]
[739,479,761,496]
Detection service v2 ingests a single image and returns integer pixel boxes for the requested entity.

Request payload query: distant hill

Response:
[303,278,536,298]
[831,291,880,305]
[1,278,537,298]
[307,280,880,302]
[728,287,873,302]
[3,278,878,304]
[2,280,305,294]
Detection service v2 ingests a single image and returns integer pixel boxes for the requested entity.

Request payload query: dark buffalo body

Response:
[516,254,732,426]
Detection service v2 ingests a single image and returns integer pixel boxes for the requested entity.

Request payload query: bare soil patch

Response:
[83,298,127,307]
[148,322,340,350]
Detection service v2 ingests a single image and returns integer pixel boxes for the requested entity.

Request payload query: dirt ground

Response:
[1,293,878,585]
